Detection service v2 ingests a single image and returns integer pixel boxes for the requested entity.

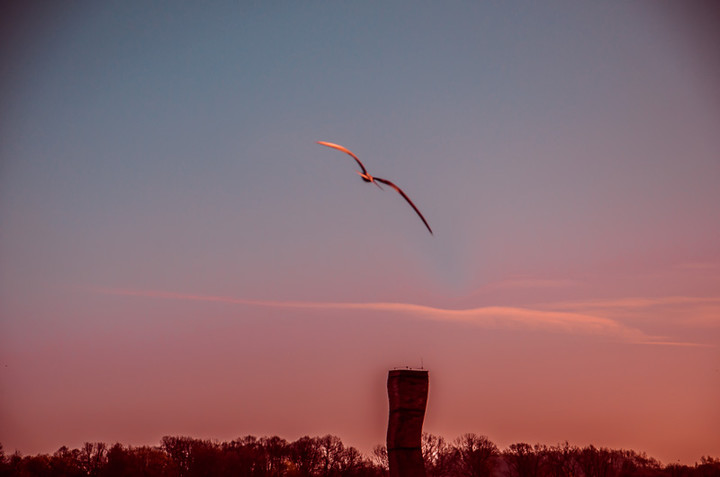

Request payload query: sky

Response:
[1,1,719,466]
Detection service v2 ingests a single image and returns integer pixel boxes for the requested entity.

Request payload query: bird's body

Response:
[316,141,433,235]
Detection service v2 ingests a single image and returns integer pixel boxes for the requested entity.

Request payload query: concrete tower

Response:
[387,369,428,477]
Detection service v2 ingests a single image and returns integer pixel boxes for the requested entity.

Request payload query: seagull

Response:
[316,141,433,235]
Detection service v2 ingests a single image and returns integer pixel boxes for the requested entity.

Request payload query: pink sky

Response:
[1,1,719,466]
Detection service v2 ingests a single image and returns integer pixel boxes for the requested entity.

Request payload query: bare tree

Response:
[161,436,195,477]
[260,436,290,477]
[290,436,322,477]
[79,442,107,476]
[316,435,345,477]
[577,445,621,477]
[422,433,454,477]
[504,443,544,477]
[451,433,499,477]
[371,444,388,473]
[545,442,580,477]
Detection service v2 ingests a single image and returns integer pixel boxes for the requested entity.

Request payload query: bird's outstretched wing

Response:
[316,141,368,175]
[374,177,433,235]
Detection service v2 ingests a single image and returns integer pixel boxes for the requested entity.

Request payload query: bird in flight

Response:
[316,141,433,235]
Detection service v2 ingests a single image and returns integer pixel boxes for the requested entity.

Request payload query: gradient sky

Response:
[1,2,719,465]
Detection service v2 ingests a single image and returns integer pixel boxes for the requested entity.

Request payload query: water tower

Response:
[387,369,428,477]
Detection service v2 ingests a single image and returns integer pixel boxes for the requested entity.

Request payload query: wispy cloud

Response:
[94,288,709,347]
[537,296,720,310]
[535,296,720,329]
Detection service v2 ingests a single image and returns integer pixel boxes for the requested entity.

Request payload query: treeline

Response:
[1,433,719,477]
[417,434,719,477]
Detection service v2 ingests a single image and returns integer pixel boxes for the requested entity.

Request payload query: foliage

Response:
[1,435,718,477]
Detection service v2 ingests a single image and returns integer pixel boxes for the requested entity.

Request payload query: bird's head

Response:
[356,170,373,182]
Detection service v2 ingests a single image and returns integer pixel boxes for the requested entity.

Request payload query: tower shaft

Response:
[387,369,428,477]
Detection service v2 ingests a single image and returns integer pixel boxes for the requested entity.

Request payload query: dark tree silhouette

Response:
[544,442,580,477]
[451,434,499,477]
[51,446,84,477]
[104,443,171,477]
[576,445,619,477]
[79,443,107,477]
[504,443,544,477]
[221,436,267,476]
[1,435,718,477]
[697,457,720,477]
[422,433,454,477]
[290,436,323,477]
[261,436,290,477]
[370,445,388,473]
[161,436,193,477]
[316,435,346,477]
